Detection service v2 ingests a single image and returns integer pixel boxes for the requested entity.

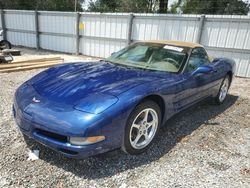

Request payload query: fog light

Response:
[69,136,105,146]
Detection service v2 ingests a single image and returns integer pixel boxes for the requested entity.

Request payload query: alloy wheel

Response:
[219,77,229,102]
[129,108,158,150]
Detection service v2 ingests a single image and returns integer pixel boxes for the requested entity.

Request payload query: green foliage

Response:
[0,0,83,11]
[88,0,249,15]
[88,0,162,13]
[179,0,250,15]
[159,0,168,13]
[169,0,182,13]
[0,0,248,14]
[119,0,153,13]
[88,0,121,12]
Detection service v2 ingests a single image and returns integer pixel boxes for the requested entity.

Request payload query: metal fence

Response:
[0,10,250,78]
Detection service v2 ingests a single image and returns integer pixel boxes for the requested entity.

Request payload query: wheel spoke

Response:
[144,131,149,140]
[132,134,142,145]
[143,109,149,122]
[131,123,140,130]
[146,121,153,129]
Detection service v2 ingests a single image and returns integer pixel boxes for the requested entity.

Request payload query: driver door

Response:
[173,47,215,112]
[186,47,217,100]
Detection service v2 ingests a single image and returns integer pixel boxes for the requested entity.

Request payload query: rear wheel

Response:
[122,100,161,155]
[215,75,230,104]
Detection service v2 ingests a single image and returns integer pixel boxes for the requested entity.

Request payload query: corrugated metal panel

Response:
[80,37,126,57]
[7,31,36,48]
[202,15,250,50]
[207,48,250,78]
[80,14,128,39]
[39,12,76,34]
[132,14,199,42]
[40,34,75,53]
[79,13,128,57]
[5,10,35,31]
[1,10,250,77]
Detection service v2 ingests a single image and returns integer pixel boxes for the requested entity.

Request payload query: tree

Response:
[88,0,121,12]
[0,0,83,11]
[120,0,157,13]
[159,0,168,13]
[169,0,182,13]
[88,0,165,13]
[88,0,147,12]
[177,0,250,15]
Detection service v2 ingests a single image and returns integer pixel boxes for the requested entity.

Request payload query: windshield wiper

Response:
[101,59,149,70]
[100,59,116,65]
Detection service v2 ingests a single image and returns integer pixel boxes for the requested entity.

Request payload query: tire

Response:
[0,40,12,50]
[215,75,230,105]
[122,100,162,155]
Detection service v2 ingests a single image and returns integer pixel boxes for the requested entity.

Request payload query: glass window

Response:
[106,43,188,73]
[186,47,210,72]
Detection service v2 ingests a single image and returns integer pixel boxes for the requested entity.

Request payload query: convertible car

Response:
[13,40,235,158]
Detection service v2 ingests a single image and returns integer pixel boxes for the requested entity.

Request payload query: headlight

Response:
[68,136,105,146]
[74,93,118,114]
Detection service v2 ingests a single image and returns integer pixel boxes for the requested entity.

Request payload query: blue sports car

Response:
[13,40,236,158]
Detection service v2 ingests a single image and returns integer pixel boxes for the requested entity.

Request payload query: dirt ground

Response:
[0,47,250,188]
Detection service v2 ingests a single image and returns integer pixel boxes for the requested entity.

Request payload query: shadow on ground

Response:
[25,94,238,179]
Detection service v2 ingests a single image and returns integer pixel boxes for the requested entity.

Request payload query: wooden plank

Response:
[0,61,70,73]
[11,57,63,64]
[0,59,63,69]
[2,49,21,56]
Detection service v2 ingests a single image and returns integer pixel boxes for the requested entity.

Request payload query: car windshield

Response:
[106,43,188,73]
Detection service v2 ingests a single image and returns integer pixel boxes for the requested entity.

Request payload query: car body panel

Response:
[30,61,166,105]
[13,41,236,159]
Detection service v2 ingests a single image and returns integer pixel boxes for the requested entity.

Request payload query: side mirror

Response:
[192,65,214,76]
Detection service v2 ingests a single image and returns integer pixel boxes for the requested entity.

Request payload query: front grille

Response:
[59,148,78,155]
[35,129,67,143]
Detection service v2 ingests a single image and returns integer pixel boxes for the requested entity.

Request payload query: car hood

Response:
[28,61,166,105]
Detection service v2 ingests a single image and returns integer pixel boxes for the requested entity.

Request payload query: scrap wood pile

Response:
[0,57,65,73]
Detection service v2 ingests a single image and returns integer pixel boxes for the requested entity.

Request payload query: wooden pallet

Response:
[0,57,66,73]
[2,49,21,56]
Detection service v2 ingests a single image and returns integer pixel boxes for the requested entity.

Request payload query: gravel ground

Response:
[0,48,250,187]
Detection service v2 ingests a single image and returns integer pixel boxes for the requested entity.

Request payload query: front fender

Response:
[99,79,171,148]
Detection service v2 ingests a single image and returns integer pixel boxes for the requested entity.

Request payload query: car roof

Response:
[139,40,203,48]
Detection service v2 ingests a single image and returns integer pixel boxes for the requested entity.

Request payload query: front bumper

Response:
[13,82,126,158]
[13,102,115,159]
[20,127,109,159]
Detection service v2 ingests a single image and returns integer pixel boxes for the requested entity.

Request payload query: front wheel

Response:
[215,75,230,104]
[122,100,161,155]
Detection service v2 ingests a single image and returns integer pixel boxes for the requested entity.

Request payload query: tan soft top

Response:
[140,40,203,48]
